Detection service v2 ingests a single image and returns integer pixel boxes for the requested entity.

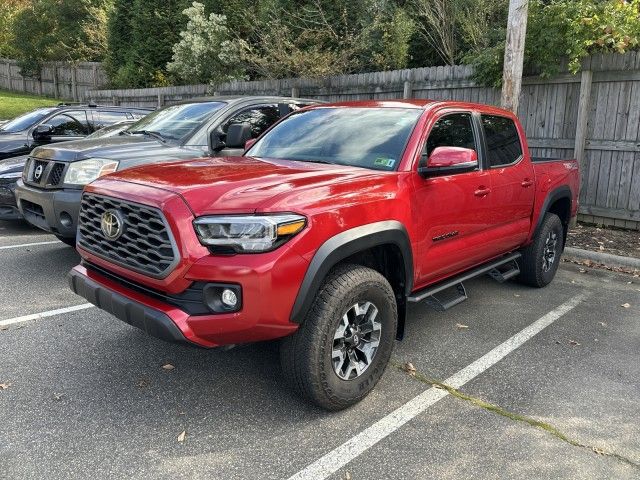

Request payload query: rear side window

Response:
[94,110,130,129]
[425,113,476,156]
[482,115,523,167]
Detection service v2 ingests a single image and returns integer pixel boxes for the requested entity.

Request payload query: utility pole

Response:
[501,0,529,114]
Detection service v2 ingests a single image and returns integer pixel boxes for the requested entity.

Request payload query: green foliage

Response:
[10,0,111,77]
[0,1,29,58]
[166,2,245,84]
[468,0,640,87]
[105,0,191,88]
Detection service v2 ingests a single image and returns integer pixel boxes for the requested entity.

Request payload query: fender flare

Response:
[289,220,413,324]
[532,185,572,238]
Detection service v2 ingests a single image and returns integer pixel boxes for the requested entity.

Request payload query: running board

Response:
[487,259,520,283]
[407,252,522,306]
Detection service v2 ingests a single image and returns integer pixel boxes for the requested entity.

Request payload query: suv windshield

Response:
[124,101,225,141]
[248,107,422,171]
[0,107,57,133]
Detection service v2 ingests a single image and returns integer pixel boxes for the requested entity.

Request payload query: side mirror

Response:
[244,138,257,152]
[33,124,53,141]
[225,122,252,149]
[419,146,478,177]
[210,130,225,152]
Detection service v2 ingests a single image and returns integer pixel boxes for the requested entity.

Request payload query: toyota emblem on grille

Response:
[100,210,124,241]
[34,164,44,181]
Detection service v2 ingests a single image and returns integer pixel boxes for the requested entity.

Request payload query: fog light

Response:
[221,289,238,307]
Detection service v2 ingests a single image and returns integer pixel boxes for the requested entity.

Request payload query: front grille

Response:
[77,193,179,279]
[26,158,67,187]
[49,163,65,185]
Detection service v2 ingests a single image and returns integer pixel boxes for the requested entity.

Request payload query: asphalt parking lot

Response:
[1,219,639,480]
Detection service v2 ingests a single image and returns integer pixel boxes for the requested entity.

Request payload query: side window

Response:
[222,105,280,138]
[425,113,476,157]
[94,111,130,129]
[482,115,523,167]
[47,110,89,136]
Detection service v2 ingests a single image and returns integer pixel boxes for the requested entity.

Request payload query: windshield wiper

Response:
[129,130,169,142]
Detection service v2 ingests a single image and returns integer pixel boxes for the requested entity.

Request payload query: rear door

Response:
[481,114,534,251]
[412,110,495,285]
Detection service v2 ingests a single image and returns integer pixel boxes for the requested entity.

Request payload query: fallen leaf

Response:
[569,340,581,346]
[162,363,175,371]
[177,430,186,442]
[432,383,445,390]
[403,362,416,375]
[456,323,469,329]
[137,378,149,388]
[53,393,64,401]
[0,325,8,331]
[514,293,521,297]
[599,322,607,327]
[578,268,587,273]
[592,446,605,455]
[621,303,631,308]
[571,280,576,284]
[599,245,604,251]
[0,383,11,390]
[344,472,352,480]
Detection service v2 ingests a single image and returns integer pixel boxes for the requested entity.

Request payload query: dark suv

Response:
[15,96,319,243]
[0,104,151,220]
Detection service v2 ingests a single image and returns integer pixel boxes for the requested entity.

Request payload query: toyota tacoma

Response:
[68,100,580,410]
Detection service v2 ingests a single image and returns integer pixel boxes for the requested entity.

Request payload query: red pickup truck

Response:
[68,100,579,410]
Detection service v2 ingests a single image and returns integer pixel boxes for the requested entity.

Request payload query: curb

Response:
[564,247,640,270]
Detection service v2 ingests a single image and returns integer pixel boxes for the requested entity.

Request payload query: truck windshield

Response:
[124,101,225,141]
[247,107,422,171]
[0,107,57,133]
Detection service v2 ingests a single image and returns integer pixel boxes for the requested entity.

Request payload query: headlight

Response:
[193,214,306,253]
[0,171,22,179]
[64,158,119,185]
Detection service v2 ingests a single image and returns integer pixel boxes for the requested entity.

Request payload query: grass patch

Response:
[0,89,59,120]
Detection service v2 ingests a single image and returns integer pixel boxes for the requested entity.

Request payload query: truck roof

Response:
[174,95,322,106]
[309,99,517,117]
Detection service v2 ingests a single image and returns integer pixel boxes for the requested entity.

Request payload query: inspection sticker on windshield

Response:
[374,157,396,168]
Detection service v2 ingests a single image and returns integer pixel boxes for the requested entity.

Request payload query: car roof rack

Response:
[56,102,100,108]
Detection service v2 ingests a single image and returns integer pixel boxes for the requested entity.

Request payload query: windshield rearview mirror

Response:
[419,146,478,177]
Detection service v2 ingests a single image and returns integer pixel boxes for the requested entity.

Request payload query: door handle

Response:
[521,178,534,188]
[474,187,491,197]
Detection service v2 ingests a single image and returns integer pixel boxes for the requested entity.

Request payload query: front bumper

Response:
[15,180,82,237]
[68,266,192,346]
[0,180,22,220]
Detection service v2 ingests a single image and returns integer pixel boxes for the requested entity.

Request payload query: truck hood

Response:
[30,135,207,163]
[102,156,392,215]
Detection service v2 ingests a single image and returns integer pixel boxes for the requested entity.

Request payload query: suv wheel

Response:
[280,264,397,410]
[518,213,564,287]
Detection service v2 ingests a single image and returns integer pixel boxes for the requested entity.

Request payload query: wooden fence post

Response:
[291,86,300,98]
[574,69,593,172]
[157,93,165,108]
[71,66,78,101]
[403,80,413,99]
[53,64,59,98]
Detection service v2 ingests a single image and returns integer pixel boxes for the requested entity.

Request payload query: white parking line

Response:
[0,240,61,250]
[0,303,94,327]
[288,293,588,480]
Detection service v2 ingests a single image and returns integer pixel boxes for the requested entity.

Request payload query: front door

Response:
[411,111,495,287]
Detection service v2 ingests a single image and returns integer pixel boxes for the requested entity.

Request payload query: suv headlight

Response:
[194,214,306,253]
[64,158,119,185]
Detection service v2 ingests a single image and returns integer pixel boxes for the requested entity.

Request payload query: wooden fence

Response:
[86,52,640,230]
[0,58,107,101]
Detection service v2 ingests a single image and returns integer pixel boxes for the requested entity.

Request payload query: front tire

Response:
[518,213,564,287]
[280,264,397,410]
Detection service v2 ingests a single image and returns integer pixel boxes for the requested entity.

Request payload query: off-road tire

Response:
[54,234,76,247]
[518,213,564,287]
[280,264,397,410]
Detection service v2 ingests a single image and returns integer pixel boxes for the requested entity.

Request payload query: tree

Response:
[0,0,30,58]
[166,2,244,84]
[10,0,111,77]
